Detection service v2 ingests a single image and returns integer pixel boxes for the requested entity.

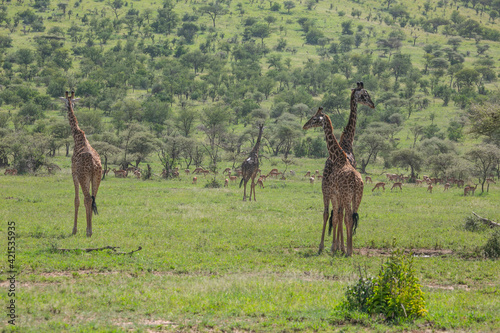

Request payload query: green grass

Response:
[0,169,499,331]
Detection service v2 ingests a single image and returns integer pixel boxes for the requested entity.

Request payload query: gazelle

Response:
[391,182,403,191]
[372,182,385,191]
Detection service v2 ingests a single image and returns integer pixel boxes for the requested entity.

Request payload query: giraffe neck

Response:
[322,114,347,164]
[251,125,264,156]
[340,90,358,151]
[67,102,87,148]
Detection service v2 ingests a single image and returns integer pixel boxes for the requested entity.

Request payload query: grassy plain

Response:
[0,162,499,332]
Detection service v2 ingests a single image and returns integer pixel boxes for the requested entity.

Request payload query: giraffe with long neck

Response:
[318,82,374,252]
[339,82,375,168]
[60,91,102,237]
[239,123,264,201]
[303,107,364,256]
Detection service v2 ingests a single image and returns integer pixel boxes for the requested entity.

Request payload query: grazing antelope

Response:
[391,182,403,191]
[201,170,210,176]
[415,179,423,186]
[486,178,496,184]
[134,170,141,179]
[427,184,433,193]
[172,171,180,178]
[456,179,464,187]
[229,175,238,183]
[113,169,127,178]
[468,184,478,196]
[192,176,197,184]
[193,167,204,174]
[224,178,228,187]
[304,171,311,177]
[443,183,450,191]
[223,168,231,174]
[4,168,18,175]
[372,182,385,191]
[365,176,372,184]
[309,176,315,185]
[257,177,264,188]
[185,169,190,175]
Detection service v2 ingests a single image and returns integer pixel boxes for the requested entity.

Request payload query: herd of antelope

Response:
[367,173,497,196]
[3,166,496,197]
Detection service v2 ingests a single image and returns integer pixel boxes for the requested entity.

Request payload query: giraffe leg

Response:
[72,174,80,235]
[319,196,329,254]
[344,206,353,257]
[89,167,102,235]
[79,176,93,238]
[251,179,256,201]
[333,204,345,254]
[243,180,248,201]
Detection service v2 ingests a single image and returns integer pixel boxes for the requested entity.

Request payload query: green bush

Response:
[342,245,427,322]
[464,215,488,232]
[483,229,500,259]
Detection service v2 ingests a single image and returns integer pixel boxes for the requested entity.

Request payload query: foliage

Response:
[341,244,427,322]
[464,215,489,233]
[483,229,500,259]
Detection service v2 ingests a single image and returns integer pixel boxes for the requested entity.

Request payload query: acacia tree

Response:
[176,106,197,137]
[199,2,228,28]
[391,148,423,180]
[466,144,500,193]
[467,102,500,145]
[128,132,160,168]
[199,105,231,179]
[355,131,392,173]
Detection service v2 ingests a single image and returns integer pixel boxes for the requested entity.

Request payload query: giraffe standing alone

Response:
[60,91,102,237]
[239,123,264,201]
[304,107,364,256]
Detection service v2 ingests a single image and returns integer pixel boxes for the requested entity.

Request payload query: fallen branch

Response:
[472,212,500,228]
[115,246,143,255]
[56,246,143,255]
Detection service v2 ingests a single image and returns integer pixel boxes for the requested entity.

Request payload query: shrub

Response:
[464,215,488,232]
[483,229,500,259]
[342,244,427,322]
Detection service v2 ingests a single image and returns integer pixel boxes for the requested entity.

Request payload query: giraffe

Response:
[339,81,375,168]
[305,83,373,254]
[239,123,264,201]
[60,91,102,237]
[303,107,364,256]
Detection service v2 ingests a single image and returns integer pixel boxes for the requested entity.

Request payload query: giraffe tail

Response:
[328,210,334,236]
[352,213,359,235]
[91,196,98,215]
[239,178,244,188]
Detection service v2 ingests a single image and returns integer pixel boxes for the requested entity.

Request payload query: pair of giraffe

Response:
[303,82,374,256]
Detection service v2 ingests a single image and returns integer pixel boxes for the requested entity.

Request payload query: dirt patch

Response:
[355,247,454,257]
[425,284,470,291]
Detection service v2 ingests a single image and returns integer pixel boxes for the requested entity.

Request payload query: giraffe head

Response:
[59,91,80,109]
[352,82,375,109]
[302,107,326,130]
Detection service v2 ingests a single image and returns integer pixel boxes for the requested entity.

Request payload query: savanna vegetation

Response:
[0,0,500,331]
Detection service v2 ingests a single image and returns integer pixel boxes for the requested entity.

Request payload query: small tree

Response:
[391,148,423,180]
[283,1,296,13]
[466,145,500,193]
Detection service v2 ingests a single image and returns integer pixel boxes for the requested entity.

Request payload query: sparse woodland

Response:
[0,0,498,187]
